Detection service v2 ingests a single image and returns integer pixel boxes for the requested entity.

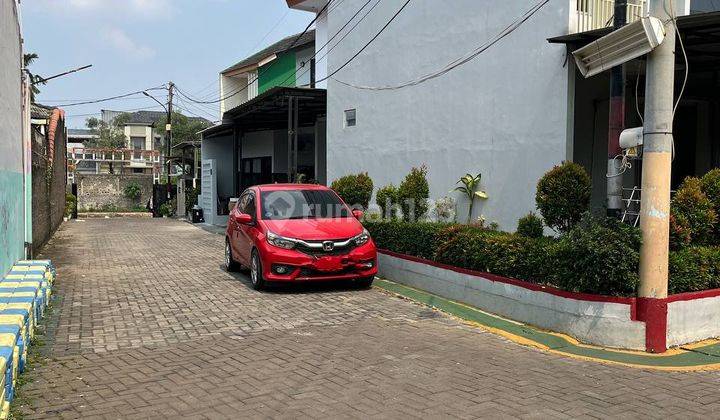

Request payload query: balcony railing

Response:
[574,0,646,33]
[68,147,161,165]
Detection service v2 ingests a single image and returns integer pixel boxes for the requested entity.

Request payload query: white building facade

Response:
[288,0,706,230]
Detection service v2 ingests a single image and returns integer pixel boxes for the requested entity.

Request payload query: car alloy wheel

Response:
[250,251,265,290]
[225,242,231,269]
[250,254,258,285]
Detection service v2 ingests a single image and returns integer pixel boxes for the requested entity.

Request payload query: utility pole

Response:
[166,82,174,199]
[638,0,676,352]
[606,0,628,218]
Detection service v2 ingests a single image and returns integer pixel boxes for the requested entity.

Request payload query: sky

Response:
[22,0,314,128]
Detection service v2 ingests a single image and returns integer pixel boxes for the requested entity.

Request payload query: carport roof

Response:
[549,11,720,71]
[202,86,326,138]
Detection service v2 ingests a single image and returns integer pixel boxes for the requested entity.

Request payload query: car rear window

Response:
[260,190,351,220]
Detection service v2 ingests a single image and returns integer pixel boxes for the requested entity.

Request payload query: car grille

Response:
[295,240,354,257]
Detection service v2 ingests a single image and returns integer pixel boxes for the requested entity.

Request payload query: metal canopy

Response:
[223,86,326,132]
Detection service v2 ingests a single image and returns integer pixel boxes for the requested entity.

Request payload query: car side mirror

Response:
[352,209,364,220]
[234,212,253,224]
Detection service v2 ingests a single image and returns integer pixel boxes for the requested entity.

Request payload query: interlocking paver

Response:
[12,218,720,419]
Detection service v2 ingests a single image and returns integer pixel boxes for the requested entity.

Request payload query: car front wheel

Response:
[250,250,266,291]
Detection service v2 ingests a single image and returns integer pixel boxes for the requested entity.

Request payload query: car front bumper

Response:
[257,239,378,282]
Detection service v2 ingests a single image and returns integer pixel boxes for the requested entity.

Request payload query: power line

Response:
[45,85,167,107]
[177,1,333,105]
[315,0,412,85]
[332,0,549,90]
[292,0,383,88]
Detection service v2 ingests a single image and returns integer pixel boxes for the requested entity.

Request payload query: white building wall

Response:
[323,0,573,230]
[220,74,249,117]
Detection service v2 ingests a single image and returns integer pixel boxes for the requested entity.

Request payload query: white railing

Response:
[574,0,646,33]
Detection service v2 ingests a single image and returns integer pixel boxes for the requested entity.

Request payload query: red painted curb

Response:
[636,297,668,353]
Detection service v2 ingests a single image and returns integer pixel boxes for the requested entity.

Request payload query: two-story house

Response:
[68,110,209,182]
[200,30,326,226]
[286,0,720,230]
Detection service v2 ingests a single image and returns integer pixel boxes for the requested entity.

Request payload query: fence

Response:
[574,0,646,33]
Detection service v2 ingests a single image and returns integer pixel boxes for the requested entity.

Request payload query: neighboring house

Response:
[0,0,26,275]
[287,0,720,230]
[67,128,98,145]
[219,30,316,117]
[200,30,326,226]
[30,103,67,253]
[68,110,208,181]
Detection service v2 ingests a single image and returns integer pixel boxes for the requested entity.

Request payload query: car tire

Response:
[355,276,374,289]
[250,250,266,291]
[225,239,240,272]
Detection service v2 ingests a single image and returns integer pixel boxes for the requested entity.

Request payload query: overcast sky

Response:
[22,0,313,128]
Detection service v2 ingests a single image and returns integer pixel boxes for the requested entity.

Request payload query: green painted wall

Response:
[0,171,25,276]
[258,51,296,94]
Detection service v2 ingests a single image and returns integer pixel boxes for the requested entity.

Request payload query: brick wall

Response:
[31,118,67,253]
[77,173,154,212]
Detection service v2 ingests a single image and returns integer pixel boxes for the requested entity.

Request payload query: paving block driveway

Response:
[18,219,720,419]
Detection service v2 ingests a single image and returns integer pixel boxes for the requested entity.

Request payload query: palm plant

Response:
[454,173,488,223]
[23,53,44,101]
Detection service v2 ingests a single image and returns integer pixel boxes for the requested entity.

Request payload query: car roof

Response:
[255,183,331,192]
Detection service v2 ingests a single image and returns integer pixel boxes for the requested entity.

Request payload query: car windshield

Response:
[260,190,351,220]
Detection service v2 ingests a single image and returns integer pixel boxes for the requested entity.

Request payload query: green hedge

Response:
[669,247,720,294]
[365,220,454,259]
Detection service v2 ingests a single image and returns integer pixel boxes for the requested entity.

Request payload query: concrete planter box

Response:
[378,250,720,352]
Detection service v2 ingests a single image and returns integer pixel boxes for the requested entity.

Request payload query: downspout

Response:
[606,0,628,217]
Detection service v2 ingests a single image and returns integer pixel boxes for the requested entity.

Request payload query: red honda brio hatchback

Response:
[224,184,377,290]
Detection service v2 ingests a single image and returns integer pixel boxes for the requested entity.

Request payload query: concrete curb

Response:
[375,278,720,370]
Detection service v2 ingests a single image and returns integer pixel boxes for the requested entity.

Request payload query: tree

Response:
[154,111,212,147]
[23,53,45,102]
[85,113,131,174]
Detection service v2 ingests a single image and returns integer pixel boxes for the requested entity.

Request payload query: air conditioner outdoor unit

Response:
[572,17,666,78]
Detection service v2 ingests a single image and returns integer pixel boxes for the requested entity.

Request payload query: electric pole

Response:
[606,0,627,218]
[166,82,174,199]
[638,0,676,352]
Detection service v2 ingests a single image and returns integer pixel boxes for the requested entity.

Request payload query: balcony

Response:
[574,0,646,33]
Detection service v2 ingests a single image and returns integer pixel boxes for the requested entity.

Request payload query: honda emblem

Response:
[322,241,334,251]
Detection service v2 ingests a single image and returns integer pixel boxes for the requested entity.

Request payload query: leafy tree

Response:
[23,53,45,101]
[85,113,131,173]
[154,111,212,147]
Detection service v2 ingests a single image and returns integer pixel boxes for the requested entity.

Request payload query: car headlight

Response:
[266,231,297,249]
[353,228,371,246]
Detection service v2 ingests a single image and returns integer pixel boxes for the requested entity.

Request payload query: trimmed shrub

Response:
[123,182,141,200]
[552,215,641,296]
[700,168,720,242]
[668,247,720,294]
[535,162,591,233]
[516,213,544,238]
[331,172,374,209]
[64,193,76,218]
[365,220,452,259]
[397,165,430,221]
[376,184,399,219]
[670,177,717,248]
